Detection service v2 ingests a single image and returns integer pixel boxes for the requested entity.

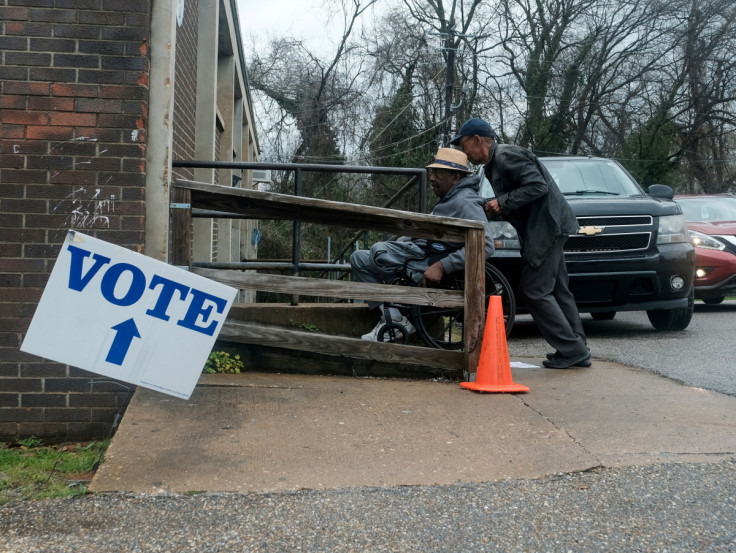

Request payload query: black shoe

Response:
[546,346,590,361]
[543,350,591,369]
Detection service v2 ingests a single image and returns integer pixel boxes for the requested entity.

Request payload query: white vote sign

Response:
[21,231,238,399]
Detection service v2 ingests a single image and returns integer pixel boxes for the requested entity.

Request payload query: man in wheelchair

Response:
[351,147,495,342]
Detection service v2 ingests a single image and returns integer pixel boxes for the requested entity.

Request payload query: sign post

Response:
[22,231,238,399]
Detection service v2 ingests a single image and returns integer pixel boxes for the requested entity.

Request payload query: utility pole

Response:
[431,23,474,146]
[443,24,456,146]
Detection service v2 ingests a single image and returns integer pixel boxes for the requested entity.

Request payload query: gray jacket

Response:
[402,173,494,275]
[484,143,578,268]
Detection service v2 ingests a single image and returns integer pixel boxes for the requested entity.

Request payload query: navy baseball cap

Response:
[448,118,497,145]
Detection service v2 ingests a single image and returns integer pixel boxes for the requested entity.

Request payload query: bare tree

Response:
[401,0,492,144]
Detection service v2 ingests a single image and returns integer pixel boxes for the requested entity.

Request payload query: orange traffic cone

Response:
[460,295,530,393]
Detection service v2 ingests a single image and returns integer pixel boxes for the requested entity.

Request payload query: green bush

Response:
[203,351,244,374]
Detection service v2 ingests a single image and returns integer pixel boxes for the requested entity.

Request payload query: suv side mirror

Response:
[648,184,674,200]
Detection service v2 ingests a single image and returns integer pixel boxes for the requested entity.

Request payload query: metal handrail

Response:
[172,159,428,280]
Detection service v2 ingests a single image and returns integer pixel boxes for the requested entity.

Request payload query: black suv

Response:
[480,156,695,331]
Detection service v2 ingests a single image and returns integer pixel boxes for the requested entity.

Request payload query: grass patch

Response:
[0,437,108,505]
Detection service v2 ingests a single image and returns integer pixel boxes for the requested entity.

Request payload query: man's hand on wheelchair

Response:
[421,261,446,287]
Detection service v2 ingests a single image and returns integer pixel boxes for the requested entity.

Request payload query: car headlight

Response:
[657,214,689,244]
[489,221,521,249]
[689,229,726,251]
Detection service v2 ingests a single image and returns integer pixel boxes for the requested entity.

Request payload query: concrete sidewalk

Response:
[90,357,736,494]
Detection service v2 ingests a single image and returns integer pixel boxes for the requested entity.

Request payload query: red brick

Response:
[74,127,122,142]
[0,126,24,139]
[20,363,67,379]
[75,98,122,114]
[23,242,62,257]
[1,110,49,125]
[0,379,42,393]
[30,37,76,53]
[49,112,97,126]
[54,23,101,40]
[0,394,19,408]
[51,83,98,98]
[97,113,139,127]
[3,81,50,96]
[0,333,21,348]
[0,244,23,256]
[0,95,27,109]
[26,126,74,140]
[78,11,125,25]
[100,85,147,100]
[27,96,74,111]
[0,258,46,272]
[5,52,52,67]
[25,213,74,228]
[22,273,52,288]
[74,157,120,171]
[0,288,43,303]
[0,183,24,198]
[0,213,23,226]
[29,67,77,83]
[0,275,22,287]
[49,170,98,185]
[27,155,74,170]
[44,408,91,423]
[0,141,47,154]
[1,169,48,184]
[0,7,29,21]
[0,228,46,243]
[0,155,24,169]
[4,22,53,37]
[30,8,77,24]
[79,69,125,85]
[49,140,96,156]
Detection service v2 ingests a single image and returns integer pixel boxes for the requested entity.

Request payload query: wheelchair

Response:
[372,241,516,350]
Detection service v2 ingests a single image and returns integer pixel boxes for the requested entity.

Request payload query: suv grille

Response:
[567,215,653,254]
[566,233,651,253]
[577,215,652,226]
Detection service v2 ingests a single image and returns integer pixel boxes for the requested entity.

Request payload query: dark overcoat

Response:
[484,143,579,268]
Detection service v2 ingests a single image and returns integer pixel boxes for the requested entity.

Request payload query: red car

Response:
[675,194,736,304]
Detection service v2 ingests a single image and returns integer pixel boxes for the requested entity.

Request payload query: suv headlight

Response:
[489,221,521,249]
[657,214,689,244]
[689,229,725,251]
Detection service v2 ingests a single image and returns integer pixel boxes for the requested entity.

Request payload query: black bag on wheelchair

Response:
[412,239,462,265]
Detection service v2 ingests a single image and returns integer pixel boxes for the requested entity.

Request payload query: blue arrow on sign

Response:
[106,318,141,366]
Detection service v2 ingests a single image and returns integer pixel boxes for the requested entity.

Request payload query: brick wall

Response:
[0,0,151,441]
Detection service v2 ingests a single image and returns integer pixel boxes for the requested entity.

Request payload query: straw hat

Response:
[426,147,471,173]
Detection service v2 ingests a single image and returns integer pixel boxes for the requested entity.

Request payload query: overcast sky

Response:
[235,0,388,55]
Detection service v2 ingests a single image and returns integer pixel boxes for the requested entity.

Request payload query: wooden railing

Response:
[171,179,487,377]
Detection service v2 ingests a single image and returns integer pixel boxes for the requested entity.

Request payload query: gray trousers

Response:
[521,237,588,357]
[350,241,430,310]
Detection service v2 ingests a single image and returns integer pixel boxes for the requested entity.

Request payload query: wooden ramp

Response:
[172,179,488,379]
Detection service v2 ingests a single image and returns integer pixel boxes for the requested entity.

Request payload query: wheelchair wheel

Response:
[410,262,516,349]
[376,322,411,344]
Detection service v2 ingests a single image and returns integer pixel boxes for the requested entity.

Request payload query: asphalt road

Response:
[507,299,736,397]
[2,300,735,552]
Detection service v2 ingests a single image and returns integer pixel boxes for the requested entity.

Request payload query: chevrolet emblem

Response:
[578,226,604,236]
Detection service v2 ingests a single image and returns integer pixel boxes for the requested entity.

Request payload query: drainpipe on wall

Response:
[144,0,178,261]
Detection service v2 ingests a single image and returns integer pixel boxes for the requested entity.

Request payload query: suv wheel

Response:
[702,296,725,305]
[591,311,616,321]
[646,288,694,331]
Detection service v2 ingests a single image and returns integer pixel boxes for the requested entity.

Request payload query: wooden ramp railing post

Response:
[170,186,191,268]
[463,227,486,376]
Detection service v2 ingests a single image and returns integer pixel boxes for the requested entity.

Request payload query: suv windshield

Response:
[542,158,643,197]
[478,157,644,198]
